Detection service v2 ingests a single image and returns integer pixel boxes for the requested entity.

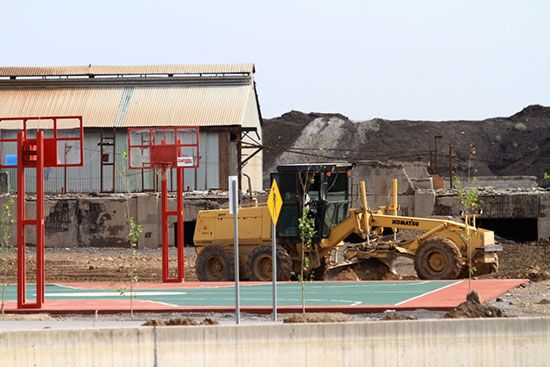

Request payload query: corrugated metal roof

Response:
[0,83,252,128]
[0,64,255,77]
[0,89,122,128]
[122,84,250,127]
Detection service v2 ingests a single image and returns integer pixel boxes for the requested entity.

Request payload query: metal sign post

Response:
[271,220,277,321]
[229,176,240,324]
[267,179,283,322]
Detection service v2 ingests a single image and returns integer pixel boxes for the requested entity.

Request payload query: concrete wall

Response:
[352,161,416,216]
[435,192,544,219]
[0,318,549,367]
[445,176,539,189]
[0,193,226,249]
[539,193,550,239]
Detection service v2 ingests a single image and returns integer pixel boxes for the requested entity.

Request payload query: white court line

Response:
[144,300,180,307]
[394,280,462,306]
[50,284,82,290]
[47,291,188,297]
[318,281,430,289]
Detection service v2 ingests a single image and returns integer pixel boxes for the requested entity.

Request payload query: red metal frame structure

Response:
[128,127,199,282]
[0,116,84,309]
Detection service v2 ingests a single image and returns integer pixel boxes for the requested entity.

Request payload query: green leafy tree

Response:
[297,205,315,314]
[454,176,480,217]
[295,166,325,314]
[453,175,480,291]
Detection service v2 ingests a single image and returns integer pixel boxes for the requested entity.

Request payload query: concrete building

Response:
[0,64,263,193]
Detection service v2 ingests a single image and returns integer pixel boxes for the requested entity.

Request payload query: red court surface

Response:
[3,279,527,314]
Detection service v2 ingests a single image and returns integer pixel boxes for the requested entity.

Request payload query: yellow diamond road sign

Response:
[267,179,283,225]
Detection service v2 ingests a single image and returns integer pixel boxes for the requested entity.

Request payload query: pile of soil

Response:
[481,265,550,282]
[142,318,219,326]
[497,239,550,273]
[0,313,55,321]
[444,290,506,319]
[262,105,550,187]
[283,312,349,323]
[377,313,416,321]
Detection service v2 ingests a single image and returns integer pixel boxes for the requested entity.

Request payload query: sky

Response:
[2,0,549,121]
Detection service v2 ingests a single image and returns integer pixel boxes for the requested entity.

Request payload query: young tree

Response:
[453,175,480,292]
[296,168,322,314]
[0,198,15,314]
[113,149,143,319]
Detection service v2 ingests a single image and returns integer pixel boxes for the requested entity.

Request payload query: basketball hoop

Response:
[128,126,200,283]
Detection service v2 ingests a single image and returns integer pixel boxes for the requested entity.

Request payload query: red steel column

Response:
[161,167,169,282]
[161,166,184,283]
[36,132,45,305]
[16,132,26,308]
[176,166,184,281]
[16,131,45,308]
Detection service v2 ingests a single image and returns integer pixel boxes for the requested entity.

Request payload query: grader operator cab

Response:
[193,163,500,281]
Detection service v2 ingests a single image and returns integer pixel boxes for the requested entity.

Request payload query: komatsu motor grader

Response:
[193,163,500,281]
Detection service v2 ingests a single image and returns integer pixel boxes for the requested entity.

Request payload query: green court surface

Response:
[3,281,458,307]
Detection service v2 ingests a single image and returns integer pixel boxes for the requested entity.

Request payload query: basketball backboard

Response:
[128,127,200,169]
[0,116,84,168]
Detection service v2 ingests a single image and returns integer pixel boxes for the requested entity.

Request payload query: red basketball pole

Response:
[17,131,45,308]
[128,126,198,283]
[161,166,185,282]
[176,167,184,280]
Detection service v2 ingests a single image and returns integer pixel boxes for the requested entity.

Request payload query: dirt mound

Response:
[444,290,506,319]
[510,104,550,120]
[0,313,56,321]
[331,259,401,281]
[262,105,550,187]
[481,265,550,282]
[497,239,550,274]
[262,111,349,178]
[283,312,349,323]
[142,317,219,326]
[377,312,416,321]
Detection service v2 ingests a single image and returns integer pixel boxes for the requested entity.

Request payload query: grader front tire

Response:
[195,244,235,281]
[414,237,462,280]
[246,244,293,281]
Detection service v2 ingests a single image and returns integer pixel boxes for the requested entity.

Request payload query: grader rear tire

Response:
[414,237,462,280]
[246,244,293,281]
[196,243,235,281]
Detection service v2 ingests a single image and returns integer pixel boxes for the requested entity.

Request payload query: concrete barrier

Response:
[1,317,549,366]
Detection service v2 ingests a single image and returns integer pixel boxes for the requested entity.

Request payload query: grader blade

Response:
[324,258,398,281]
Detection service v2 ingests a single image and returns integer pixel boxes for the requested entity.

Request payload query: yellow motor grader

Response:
[193,163,500,281]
